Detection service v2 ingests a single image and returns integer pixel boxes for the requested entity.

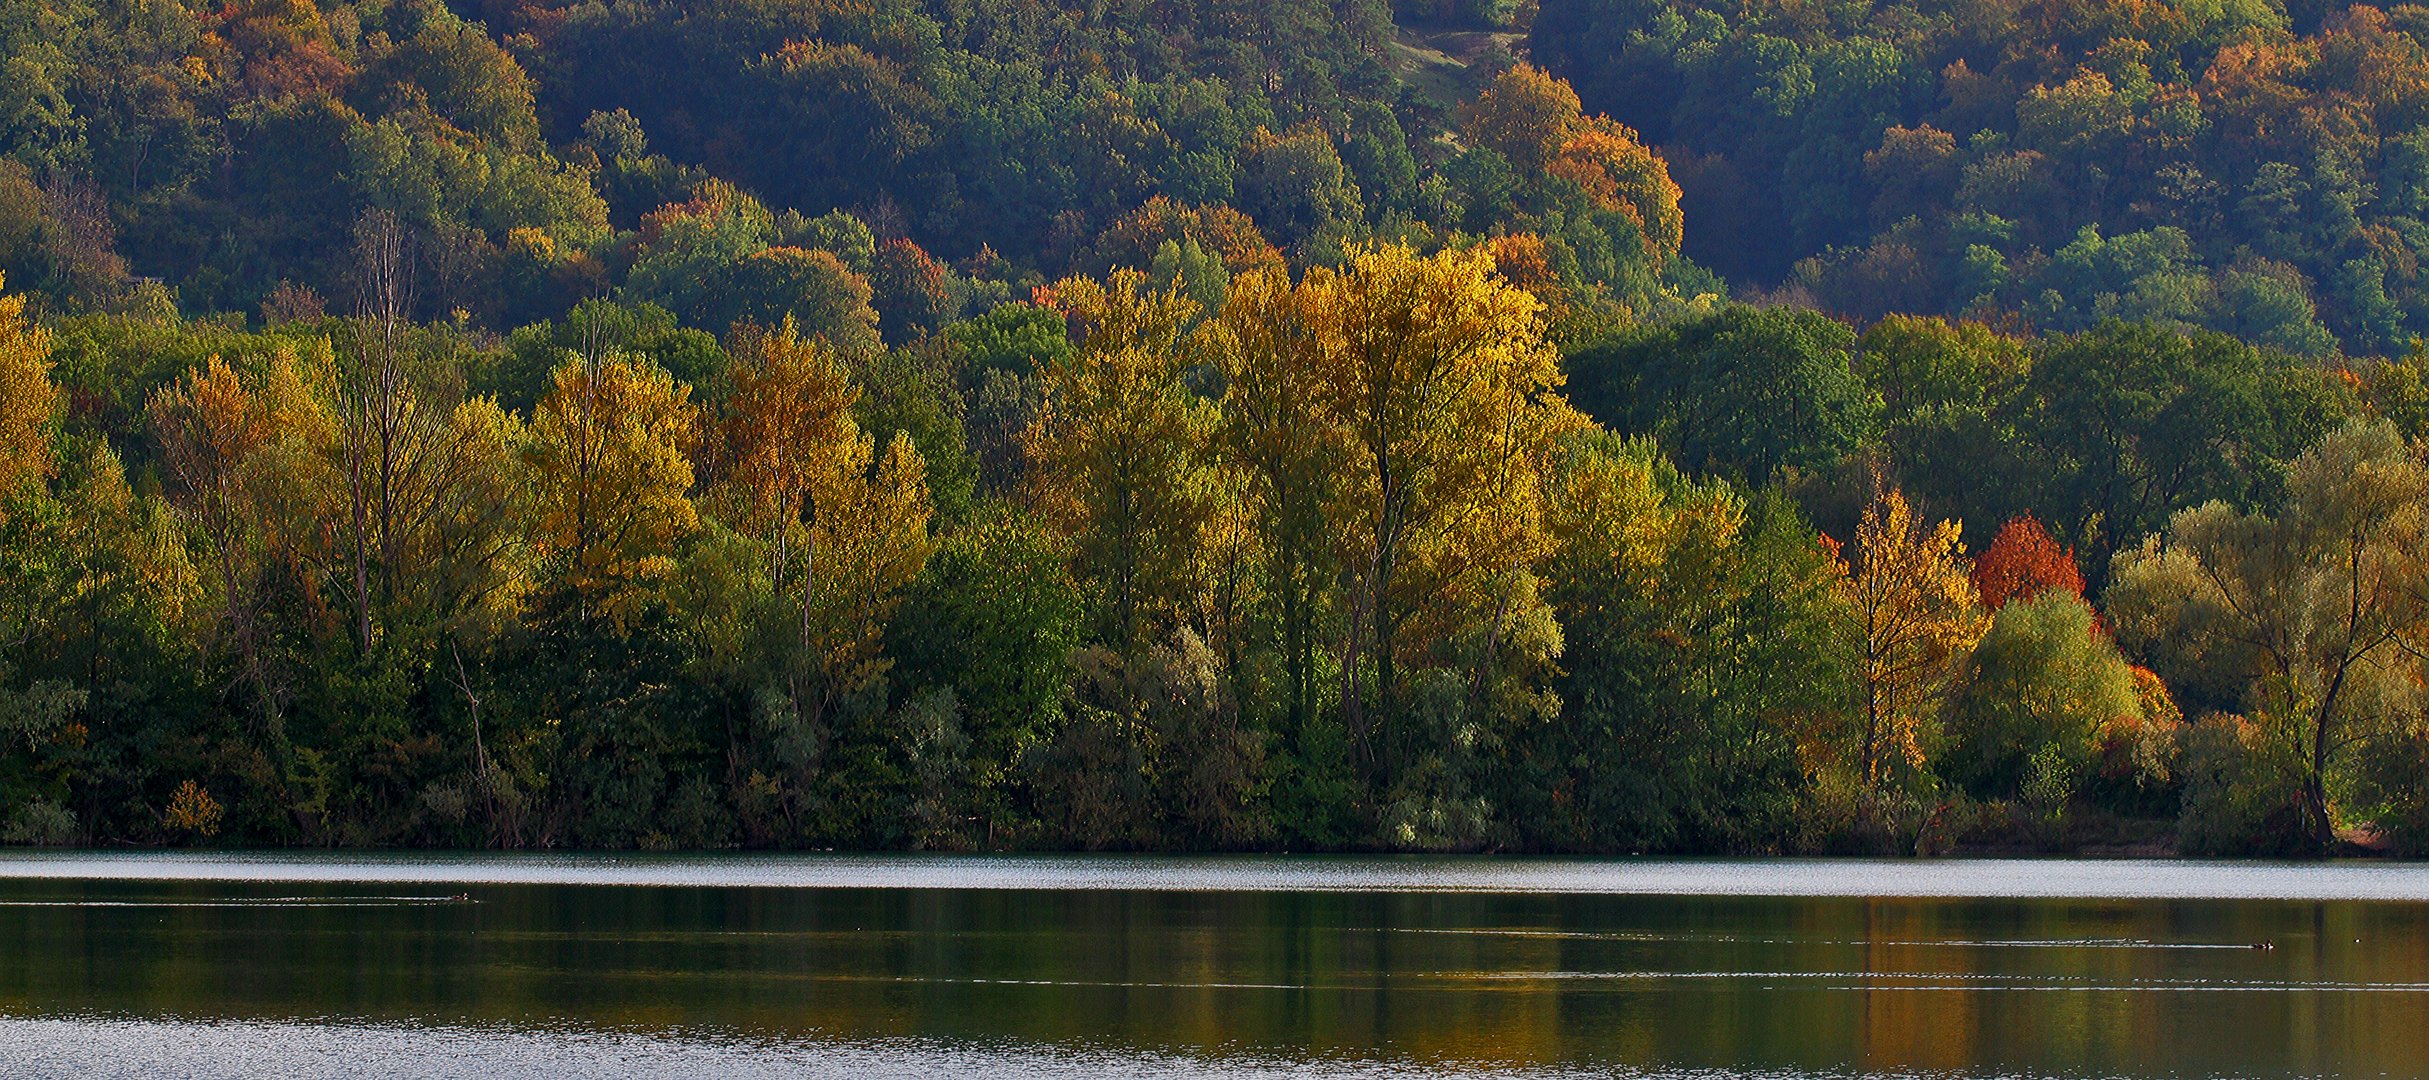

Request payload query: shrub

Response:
[163,780,224,841]
[2,798,76,845]
[1943,592,2139,800]
[1794,769,1926,854]
[2088,666,2185,815]
[2176,715,2310,856]
[2353,726,2429,855]
[2019,742,2074,847]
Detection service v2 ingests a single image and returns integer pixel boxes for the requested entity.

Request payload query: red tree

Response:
[1971,515,2084,611]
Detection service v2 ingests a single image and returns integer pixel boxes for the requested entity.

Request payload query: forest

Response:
[4,0,2429,855]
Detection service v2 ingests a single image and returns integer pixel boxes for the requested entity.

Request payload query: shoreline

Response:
[4,850,2428,900]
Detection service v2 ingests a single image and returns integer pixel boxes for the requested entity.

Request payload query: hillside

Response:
[1534,0,2429,356]
[2,0,2428,857]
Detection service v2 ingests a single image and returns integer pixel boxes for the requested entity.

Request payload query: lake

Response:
[1,853,2424,1078]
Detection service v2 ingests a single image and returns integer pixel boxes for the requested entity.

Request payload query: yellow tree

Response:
[1300,243,1584,774]
[322,338,532,655]
[708,319,859,585]
[401,394,531,792]
[1026,270,1219,645]
[803,429,934,703]
[1434,291,1579,719]
[1211,267,1345,727]
[0,273,113,760]
[148,349,337,732]
[1835,489,1986,786]
[0,272,57,518]
[1462,63,1584,174]
[316,262,533,784]
[415,397,532,643]
[704,319,933,714]
[1461,65,1684,268]
[149,356,268,654]
[1548,120,1685,266]
[246,345,348,628]
[524,353,700,628]
[5,442,195,720]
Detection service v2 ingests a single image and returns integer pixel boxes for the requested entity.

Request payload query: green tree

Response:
[887,513,1083,831]
[2107,421,2429,849]
[2023,321,2351,582]
[1528,434,1851,850]
[1944,591,2142,801]
[1237,126,1363,255]
[1573,305,1882,485]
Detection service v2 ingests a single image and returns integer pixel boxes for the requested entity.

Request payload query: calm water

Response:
[1,854,2425,1078]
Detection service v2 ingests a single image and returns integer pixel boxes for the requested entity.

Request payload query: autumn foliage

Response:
[1463,64,1684,266]
[0,273,58,514]
[9,0,2429,857]
[1089,198,1289,280]
[1836,489,1987,785]
[1971,516,2085,612]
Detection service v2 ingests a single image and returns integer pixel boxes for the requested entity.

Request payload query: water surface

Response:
[1,854,2423,1078]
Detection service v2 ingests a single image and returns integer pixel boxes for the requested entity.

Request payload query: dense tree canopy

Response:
[1532,0,2429,355]
[8,0,2429,856]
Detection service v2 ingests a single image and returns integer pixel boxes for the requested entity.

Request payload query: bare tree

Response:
[335,209,435,653]
[37,172,126,300]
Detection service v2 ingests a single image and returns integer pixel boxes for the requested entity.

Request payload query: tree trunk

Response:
[2308,706,2336,851]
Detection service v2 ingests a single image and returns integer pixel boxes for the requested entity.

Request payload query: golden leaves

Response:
[1463,65,1685,266]
[700,317,935,696]
[711,319,860,555]
[1462,62,1585,175]
[162,780,223,840]
[805,429,935,695]
[1024,270,1218,641]
[1836,488,1986,783]
[525,353,700,627]
[1548,121,1686,266]
[0,273,59,517]
[1224,242,1584,695]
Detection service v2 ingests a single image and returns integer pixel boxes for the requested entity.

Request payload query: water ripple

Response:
[0,1014,2096,1080]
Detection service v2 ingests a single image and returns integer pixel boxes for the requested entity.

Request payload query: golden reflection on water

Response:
[0,865,2426,1076]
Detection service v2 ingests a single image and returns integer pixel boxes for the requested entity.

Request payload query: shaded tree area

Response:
[1531,0,2429,356]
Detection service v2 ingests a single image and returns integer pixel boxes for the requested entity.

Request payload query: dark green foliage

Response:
[1511,439,1851,852]
[1531,0,2429,355]
[855,347,978,523]
[1570,305,1882,484]
[496,299,723,412]
[2021,321,2354,580]
[886,512,1083,827]
[2354,727,2429,856]
[2177,716,2313,857]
